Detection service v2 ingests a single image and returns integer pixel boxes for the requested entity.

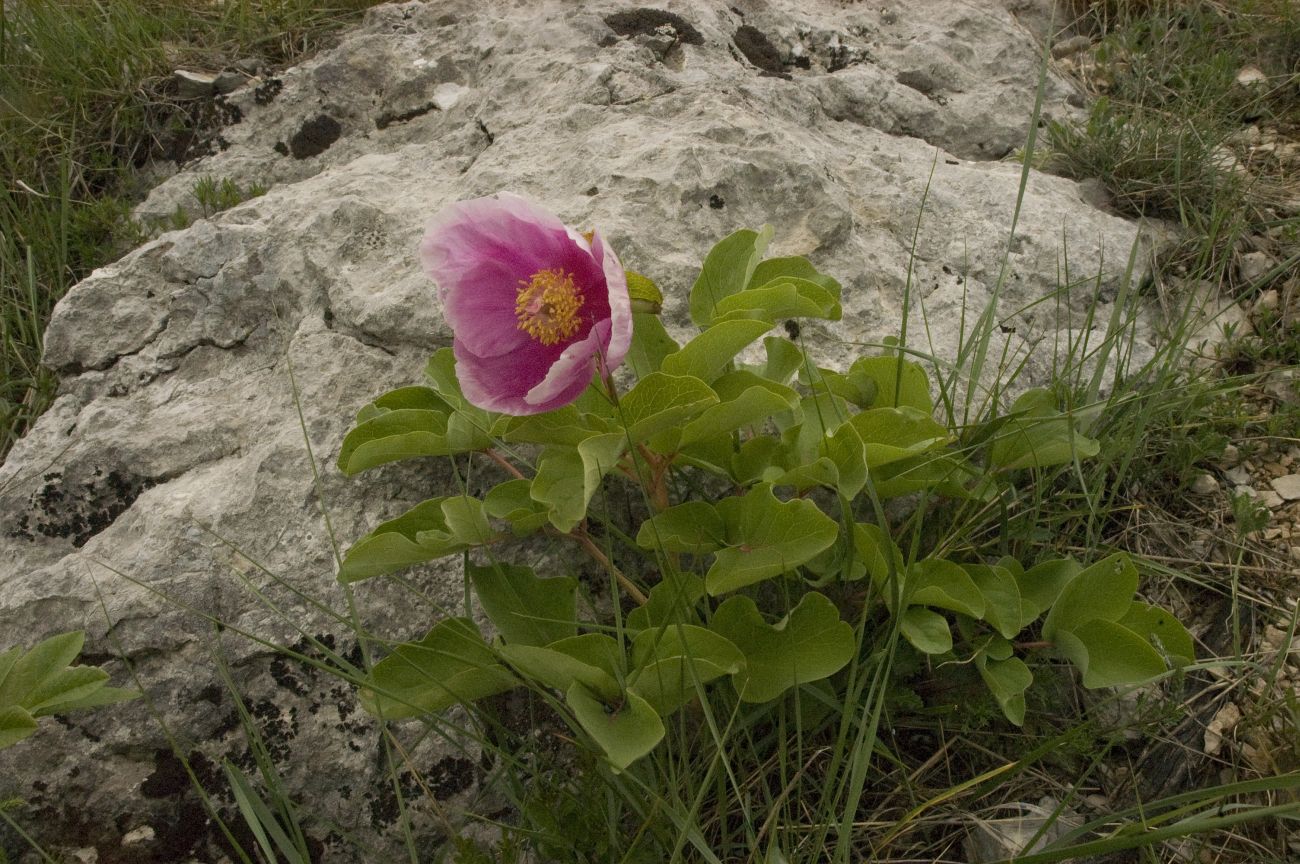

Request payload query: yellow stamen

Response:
[516,268,584,345]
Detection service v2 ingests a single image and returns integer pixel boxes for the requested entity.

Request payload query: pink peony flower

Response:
[419,193,632,415]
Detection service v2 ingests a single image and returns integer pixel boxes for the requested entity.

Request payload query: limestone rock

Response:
[0,1,1165,860]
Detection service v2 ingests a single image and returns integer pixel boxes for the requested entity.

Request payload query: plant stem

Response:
[570,526,648,605]
[481,448,525,480]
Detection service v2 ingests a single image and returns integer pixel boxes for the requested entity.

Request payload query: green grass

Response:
[0,0,385,461]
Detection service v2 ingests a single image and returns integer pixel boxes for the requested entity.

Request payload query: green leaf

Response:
[337,408,492,475]
[24,666,109,714]
[339,496,499,583]
[354,385,452,424]
[0,631,83,709]
[674,375,799,451]
[1055,619,1168,688]
[0,706,37,750]
[758,336,804,385]
[1042,553,1137,641]
[711,592,855,703]
[360,619,516,720]
[964,564,1029,638]
[500,635,622,701]
[503,406,610,447]
[619,373,718,444]
[1016,558,1081,617]
[869,452,992,501]
[565,684,664,772]
[626,270,664,313]
[820,419,868,498]
[706,484,840,595]
[628,311,680,377]
[906,559,985,618]
[662,319,775,384]
[731,436,784,485]
[988,388,1101,470]
[689,226,773,327]
[851,355,933,412]
[628,625,744,714]
[900,607,952,655]
[626,574,706,632]
[748,256,843,301]
[469,563,577,648]
[848,407,951,468]
[975,651,1032,725]
[711,277,842,324]
[852,523,904,590]
[636,502,724,553]
[483,479,550,535]
[33,685,136,714]
[1119,602,1195,665]
[530,434,626,532]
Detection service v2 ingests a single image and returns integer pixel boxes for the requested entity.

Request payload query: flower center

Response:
[516,268,584,345]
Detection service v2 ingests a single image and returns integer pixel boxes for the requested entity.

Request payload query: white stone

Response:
[1271,474,1300,500]
[1191,473,1218,495]
[432,82,468,111]
[1238,250,1276,286]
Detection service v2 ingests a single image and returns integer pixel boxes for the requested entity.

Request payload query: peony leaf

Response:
[975,651,1033,726]
[628,625,744,714]
[530,433,626,533]
[672,375,798,451]
[565,684,664,772]
[850,355,933,412]
[482,479,550,536]
[963,564,1030,638]
[905,559,985,619]
[468,562,577,648]
[619,372,718,444]
[1119,602,1195,665]
[900,607,952,655]
[0,706,37,750]
[706,484,839,595]
[338,496,501,583]
[689,226,773,327]
[988,388,1100,471]
[1055,619,1168,689]
[1041,553,1137,641]
[353,385,453,424]
[758,336,804,386]
[628,311,680,377]
[626,574,707,632]
[1016,558,1081,618]
[0,631,83,709]
[868,452,991,500]
[635,502,725,553]
[625,270,664,314]
[711,277,842,324]
[500,635,623,701]
[661,319,776,384]
[503,405,610,447]
[711,592,855,703]
[847,407,951,469]
[747,256,842,301]
[359,619,516,720]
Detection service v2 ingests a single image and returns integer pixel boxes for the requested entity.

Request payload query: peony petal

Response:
[454,339,553,415]
[588,229,632,371]
[524,321,608,408]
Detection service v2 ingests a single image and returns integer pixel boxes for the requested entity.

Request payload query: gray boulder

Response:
[0,1,1159,860]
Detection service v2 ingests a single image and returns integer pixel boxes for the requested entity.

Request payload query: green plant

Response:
[331,226,1204,858]
[0,631,137,751]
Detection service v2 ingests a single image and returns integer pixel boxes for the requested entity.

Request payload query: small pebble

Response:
[1270,474,1300,500]
[1221,443,1241,465]
[1191,474,1219,495]
[1260,490,1285,509]
[1238,250,1275,285]
[1225,465,1252,486]
[1256,289,1280,312]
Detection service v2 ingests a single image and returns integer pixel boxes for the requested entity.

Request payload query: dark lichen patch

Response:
[253,77,283,105]
[427,756,476,800]
[12,468,155,548]
[287,114,342,159]
[708,193,725,209]
[248,698,299,763]
[733,25,788,78]
[375,101,437,130]
[604,9,704,45]
[142,748,217,799]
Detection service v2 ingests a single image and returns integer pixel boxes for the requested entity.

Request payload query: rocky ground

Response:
[0,0,1290,861]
